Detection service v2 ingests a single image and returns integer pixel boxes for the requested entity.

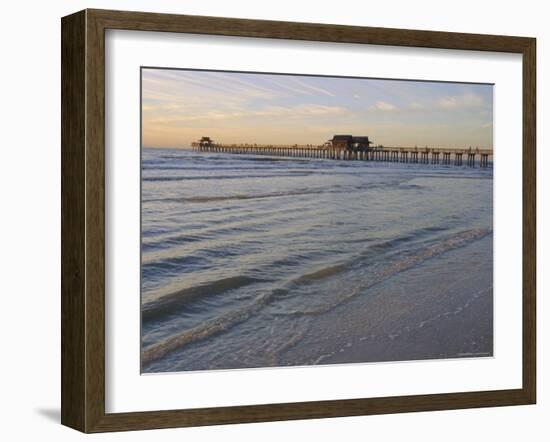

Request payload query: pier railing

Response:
[191,143,493,167]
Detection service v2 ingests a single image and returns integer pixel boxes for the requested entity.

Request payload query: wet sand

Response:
[278,234,493,366]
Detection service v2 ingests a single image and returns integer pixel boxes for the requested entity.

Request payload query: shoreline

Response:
[278,234,494,368]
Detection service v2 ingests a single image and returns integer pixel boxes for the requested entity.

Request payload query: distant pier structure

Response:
[192,135,492,167]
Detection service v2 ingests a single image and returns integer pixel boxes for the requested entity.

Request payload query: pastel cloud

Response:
[147,104,346,124]
[437,92,485,109]
[371,101,398,111]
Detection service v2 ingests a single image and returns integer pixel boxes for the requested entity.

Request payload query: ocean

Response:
[141,147,493,373]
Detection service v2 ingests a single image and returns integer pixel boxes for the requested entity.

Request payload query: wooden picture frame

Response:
[61,8,536,433]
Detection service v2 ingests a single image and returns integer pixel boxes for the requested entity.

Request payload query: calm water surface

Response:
[141,148,493,373]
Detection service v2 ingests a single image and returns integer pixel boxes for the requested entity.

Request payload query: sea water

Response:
[141,148,493,373]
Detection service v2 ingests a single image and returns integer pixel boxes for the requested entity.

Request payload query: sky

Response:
[142,68,493,149]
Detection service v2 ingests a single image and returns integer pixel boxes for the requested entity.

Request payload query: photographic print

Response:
[140,68,493,374]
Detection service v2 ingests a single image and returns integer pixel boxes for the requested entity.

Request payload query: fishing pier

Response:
[192,136,493,167]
